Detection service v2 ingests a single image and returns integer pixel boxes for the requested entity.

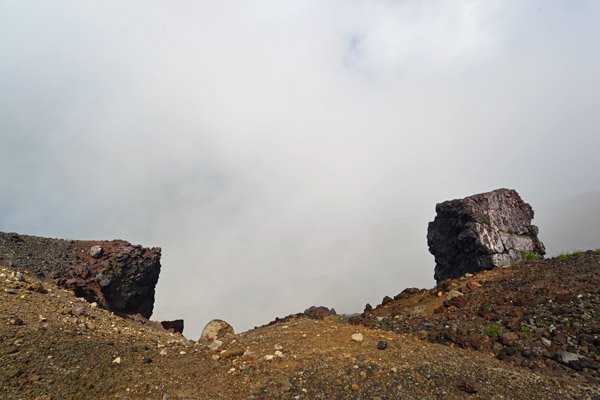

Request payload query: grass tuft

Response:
[556,250,585,261]
[484,324,500,338]
[520,251,542,261]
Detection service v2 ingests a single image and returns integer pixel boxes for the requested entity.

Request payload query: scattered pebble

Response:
[8,316,24,326]
[112,357,121,365]
[26,282,47,293]
[90,245,104,258]
[10,271,25,282]
[377,341,388,350]
[208,340,223,351]
[351,333,364,342]
[445,290,464,301]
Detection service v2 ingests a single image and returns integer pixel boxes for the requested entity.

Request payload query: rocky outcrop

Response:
[0,232,161,318]
[303,306,337,320]
[161,319,184,334]
[427,188,545,282]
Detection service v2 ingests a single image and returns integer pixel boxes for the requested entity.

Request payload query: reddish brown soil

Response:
[1,253,599,399]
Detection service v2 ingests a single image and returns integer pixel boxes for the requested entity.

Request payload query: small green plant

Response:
[519,325,530,338]
[556,250,585,261]
[484,324,500,338]
[595,248,600,255]
[482,219,491,227]
[520,251,542,261]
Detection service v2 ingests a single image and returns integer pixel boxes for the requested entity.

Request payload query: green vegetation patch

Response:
[519,325,530,338]
[556,250,586,261]
[484,324,500,338]
[520,251,542,261]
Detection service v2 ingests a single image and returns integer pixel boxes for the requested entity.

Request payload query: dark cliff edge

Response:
[0,232,161,318]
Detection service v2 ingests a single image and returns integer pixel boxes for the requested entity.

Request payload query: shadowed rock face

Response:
[427,188,545,283]
[0,232,161,318]
[161,319,184,334]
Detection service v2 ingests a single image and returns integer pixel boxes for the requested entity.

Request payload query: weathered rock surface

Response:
[0,232,161,318]
[200,319,234,342]
[427,188,545,282]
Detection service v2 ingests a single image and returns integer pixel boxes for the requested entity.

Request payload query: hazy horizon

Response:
[2,1,599,336]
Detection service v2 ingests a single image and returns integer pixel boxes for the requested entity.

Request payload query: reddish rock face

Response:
[427,188,545,283]
[0,232,161,318]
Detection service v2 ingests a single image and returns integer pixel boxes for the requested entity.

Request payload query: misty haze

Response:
[2,1,599,339]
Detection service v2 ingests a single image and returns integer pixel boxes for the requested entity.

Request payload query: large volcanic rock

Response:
[427,188,545,283]
[0,232,161,318]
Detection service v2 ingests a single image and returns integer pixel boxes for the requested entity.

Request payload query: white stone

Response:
[90,245,104,258]
[112,357,121,364]
[351,333,364,342]
[445,290,464,301]
[207,340,223,351]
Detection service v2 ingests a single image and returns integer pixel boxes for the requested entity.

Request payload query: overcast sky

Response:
[1,1,599,336]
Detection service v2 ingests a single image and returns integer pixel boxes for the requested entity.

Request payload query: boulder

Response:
[89,245,104,258]
[0,232,161,318]
[303,306,337,320]
[200,319,234,342]
[161,319,184,334]
[427,189,545,283]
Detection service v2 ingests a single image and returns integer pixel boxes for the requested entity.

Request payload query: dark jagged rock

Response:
[303,306,337,320]
[161,319,184,334]
[427,188,545,283]
[0,232,161,318]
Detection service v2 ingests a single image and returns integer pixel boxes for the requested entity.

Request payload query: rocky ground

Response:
[0,232,161,318]
[351,251,600,385]
[1,254,599,399]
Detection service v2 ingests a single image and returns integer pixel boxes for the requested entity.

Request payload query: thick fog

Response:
[1,1,599,336]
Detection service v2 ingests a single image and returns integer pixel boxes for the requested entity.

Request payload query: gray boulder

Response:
[427,188,545,283]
